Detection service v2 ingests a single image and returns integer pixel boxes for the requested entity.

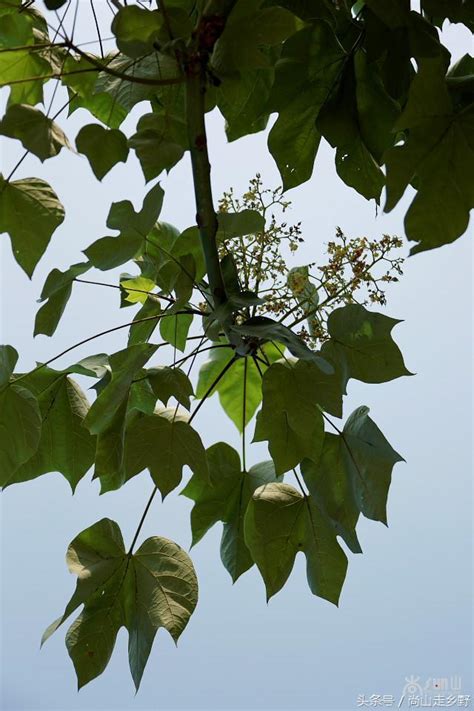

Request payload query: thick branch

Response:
[184,0,237,310]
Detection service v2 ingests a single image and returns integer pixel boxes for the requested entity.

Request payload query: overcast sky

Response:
[0,7,472,711]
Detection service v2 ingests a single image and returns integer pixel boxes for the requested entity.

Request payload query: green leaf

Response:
[353,49,400,162]
[244,482,348,603]
[129,112,187,182]
[364,0,409,28]
[220,460,279,582]
[217,209,265,241]
[65,353,110,379]
[382,52,474,251]
[303,407,404,528]
[317,55,387,202]
[85,183,164,270]
[84,343,157,435]
[0,9,34,49]
[182,442,280,581]
[0,175,65,277]
[7,371,95,491]
[125,408,208,497]
[253,361,325,475]
[0,47,51,106]
[268,94,321,190]
[0,345,18,388]
[112,6,163,58]
[301,436,362,554]
[265,0,337,24]
[142,221,184,287]
[0,384,41,486]
[267,23,346,188]
[421,0,474,29]
[128,297,162,346]
[120,276,155,305]
[196,342,282,431]
[147,366,193,410]
[322,304,411,385]
[214,6,297,74]
[0,104,70,161]
[62,55,127,129]
[217,69,272,142]
[34,262,90,337]
[42,518,198,690]
[335,138,385,201]
[342,406,404,523]
[159,311,193,352]
[93,398,128,494]
[182,442,240,544]
[386,107,474,253]
[76,124,129,181]
[94,53,179,113]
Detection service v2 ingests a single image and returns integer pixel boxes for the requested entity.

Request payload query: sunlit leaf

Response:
[196,342,282,431]
[0,47,51,105]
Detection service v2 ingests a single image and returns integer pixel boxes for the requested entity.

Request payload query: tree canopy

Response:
[0,0,472,692]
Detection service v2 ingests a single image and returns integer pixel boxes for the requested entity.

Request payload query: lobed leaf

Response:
[182,442,280,581]
[244,482,348,604]
[42,518,198,690]
[125,407,208,497]
[253,361,326,475]
[322,304,411,385]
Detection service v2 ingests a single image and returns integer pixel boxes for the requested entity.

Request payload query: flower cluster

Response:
[218,174,303,293]
[218,177,404,346]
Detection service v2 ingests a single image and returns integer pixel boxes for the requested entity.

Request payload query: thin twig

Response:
[10,310,195,387]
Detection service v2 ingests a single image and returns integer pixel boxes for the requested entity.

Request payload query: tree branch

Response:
[184,0,237,310]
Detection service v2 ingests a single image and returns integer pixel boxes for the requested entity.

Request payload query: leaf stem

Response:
[292,468,308,497]
[242,356,247,470]
[128,487,159,555]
